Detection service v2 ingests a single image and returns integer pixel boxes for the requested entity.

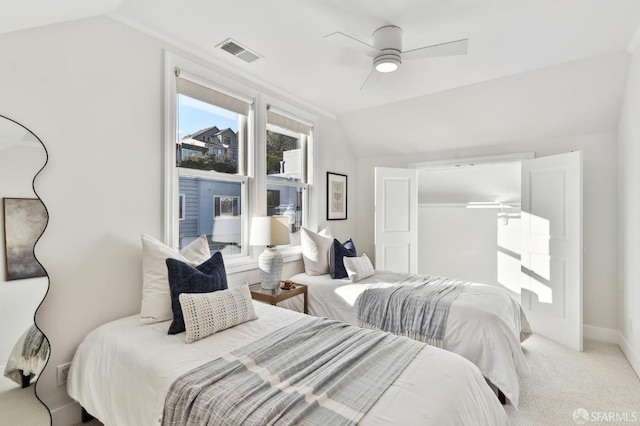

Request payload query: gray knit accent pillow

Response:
[343,253,375,282]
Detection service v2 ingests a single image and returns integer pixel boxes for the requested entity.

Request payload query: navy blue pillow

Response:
[166,251,228,335]
[329,238,357,279]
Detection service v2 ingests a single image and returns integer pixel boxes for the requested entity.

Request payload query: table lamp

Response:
[249,216,290,289]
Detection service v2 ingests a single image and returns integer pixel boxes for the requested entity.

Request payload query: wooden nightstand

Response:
[249,282,308,314]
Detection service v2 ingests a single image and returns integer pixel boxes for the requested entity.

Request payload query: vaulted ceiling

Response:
[2,0,640,156]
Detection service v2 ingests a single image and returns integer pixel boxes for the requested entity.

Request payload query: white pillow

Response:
[300,227,333,275]
[343,253,375,282]
[179,284,257,343]
[140,234,211,324]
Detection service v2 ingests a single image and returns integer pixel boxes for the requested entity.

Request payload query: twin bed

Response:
[279,271,532,407]
[67,232,528,425]
[68,301,510,425]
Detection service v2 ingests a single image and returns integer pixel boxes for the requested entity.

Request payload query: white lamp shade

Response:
[249,216,290,246]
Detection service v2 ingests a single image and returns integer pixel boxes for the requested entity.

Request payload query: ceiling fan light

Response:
[373,54,401,73]
[376,61,398,73]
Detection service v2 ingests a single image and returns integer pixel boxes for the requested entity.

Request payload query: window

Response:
[175,73,249,256]
[167,56,315,268]
[214,195,239,217]
[266,105,311,246]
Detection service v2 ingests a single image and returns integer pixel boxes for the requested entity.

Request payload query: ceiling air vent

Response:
[217,38,262,63]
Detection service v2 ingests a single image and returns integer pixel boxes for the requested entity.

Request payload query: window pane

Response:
[266,183,303,246]
[217,196,239,217]
[177,93,242,174]
[179,176,242,256]
[266,128,302,183]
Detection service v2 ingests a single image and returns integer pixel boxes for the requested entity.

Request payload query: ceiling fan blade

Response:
[402,38,468,61]
[359,68,382,91]
[324,31,380,58]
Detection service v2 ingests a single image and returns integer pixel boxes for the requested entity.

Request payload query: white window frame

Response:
[265,123,309,244]
[261,98,315,258]
[165,53,317,271]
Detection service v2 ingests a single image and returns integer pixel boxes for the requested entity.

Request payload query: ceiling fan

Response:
[325,25,468,90]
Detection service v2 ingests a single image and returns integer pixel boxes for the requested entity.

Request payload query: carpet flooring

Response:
[0,375,50,426]
[506,335,640,425]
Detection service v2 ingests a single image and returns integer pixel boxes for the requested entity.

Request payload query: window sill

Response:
[224,246,302,275]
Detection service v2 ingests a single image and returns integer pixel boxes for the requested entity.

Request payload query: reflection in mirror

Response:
[0,115,50,424]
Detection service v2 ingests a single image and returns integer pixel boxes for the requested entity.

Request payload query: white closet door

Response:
[374,167,418,274]
[521,151,583,351]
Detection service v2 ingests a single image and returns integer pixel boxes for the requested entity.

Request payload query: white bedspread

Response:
[68,302,510,426]
[280,271,531,407]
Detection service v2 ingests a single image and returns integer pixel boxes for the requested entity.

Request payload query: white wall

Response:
[354,156,408,262]
[617,43,640,375]
[418,206,498,285]
[0,17,356,424]
[416,162,522,293]
[0,142,48,367]
[313,115,357,241]
[497,214,522,298]
[418,206,521,299]
[356,132,619,333]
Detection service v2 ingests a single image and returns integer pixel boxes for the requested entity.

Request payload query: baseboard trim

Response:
[50,400,80,426]
[583,325,640,379]
[584,324,621,344]
[619,334,640,379]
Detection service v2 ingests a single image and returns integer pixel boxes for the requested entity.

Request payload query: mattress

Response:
[67,301,510,425]
[279,271,532,407]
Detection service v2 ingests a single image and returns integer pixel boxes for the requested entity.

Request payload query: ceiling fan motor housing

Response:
[373,25,403,72]
[373,25,403,51]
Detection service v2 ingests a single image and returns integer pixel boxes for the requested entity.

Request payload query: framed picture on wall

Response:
[326,172,347,220]
[3,198,47,281]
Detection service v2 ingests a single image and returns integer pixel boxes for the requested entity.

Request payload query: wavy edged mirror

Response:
[0,114,51,424]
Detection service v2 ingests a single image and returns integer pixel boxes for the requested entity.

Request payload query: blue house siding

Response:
[179,176,302,251]
[196,179,241,237]
[179,177,199,246]
[179,176,242,252]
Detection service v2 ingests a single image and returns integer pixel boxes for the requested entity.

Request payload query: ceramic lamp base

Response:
[258,247,283,290]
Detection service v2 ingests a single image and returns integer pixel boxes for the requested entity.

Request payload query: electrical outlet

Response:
[57,363,71,386]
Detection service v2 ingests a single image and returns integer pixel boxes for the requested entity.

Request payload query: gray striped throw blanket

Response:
[162,316,423,426]
[357,274,468,348]
[21,324,49,362]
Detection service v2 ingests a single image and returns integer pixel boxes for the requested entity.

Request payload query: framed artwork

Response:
[326,172,347,220]
[3,198,47,281]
